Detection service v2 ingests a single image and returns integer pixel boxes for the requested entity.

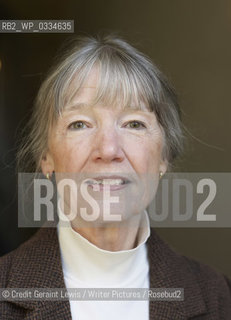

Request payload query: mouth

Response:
[84,176,130,191]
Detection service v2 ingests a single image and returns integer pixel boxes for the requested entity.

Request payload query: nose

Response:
[92,126,124,163]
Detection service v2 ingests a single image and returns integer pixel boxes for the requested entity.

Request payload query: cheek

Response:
[124,136,163,173]
[147,141,163,169]
[51,138,90,172]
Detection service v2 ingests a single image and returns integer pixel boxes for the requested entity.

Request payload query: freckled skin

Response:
[41,70,167,251]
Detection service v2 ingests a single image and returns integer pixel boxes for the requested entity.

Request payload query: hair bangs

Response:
[56,47,157,114]
[53,55,98,117]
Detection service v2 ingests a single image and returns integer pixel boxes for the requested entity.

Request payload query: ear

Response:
[159,159,168,176]
[41,151,55,176]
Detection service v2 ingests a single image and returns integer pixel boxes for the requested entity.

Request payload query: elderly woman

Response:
[0,35,231,320]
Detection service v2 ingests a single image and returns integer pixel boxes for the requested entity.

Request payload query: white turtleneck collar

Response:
[57,207,150,320]
[57,207,150,287]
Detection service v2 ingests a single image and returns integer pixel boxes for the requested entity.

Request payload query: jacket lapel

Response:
[147,230,207,319]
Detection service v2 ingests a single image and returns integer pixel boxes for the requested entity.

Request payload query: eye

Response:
[68,121,87,130]
[125,120,146,130]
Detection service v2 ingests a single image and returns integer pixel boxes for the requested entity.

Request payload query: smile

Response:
[86,179,127,185]
[84,176,130,190]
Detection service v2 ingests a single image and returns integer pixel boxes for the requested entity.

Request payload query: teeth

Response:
[86,179,125,185]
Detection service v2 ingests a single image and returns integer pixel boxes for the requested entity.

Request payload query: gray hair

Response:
[17,34,183,172]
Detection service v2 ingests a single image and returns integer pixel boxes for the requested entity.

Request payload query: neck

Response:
[70,213,145,251]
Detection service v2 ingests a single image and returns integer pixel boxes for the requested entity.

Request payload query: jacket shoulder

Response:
[182,254,231,290]
[182,254,231,317]
[0,227,57,288]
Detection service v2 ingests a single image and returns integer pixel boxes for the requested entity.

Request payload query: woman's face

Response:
[41,70,167,224]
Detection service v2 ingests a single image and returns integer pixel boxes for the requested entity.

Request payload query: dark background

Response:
[0,0,230,277]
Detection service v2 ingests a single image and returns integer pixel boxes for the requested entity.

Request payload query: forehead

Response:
[61,64,152,115]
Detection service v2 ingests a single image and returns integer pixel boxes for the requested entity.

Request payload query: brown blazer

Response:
[0,226,231,319]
